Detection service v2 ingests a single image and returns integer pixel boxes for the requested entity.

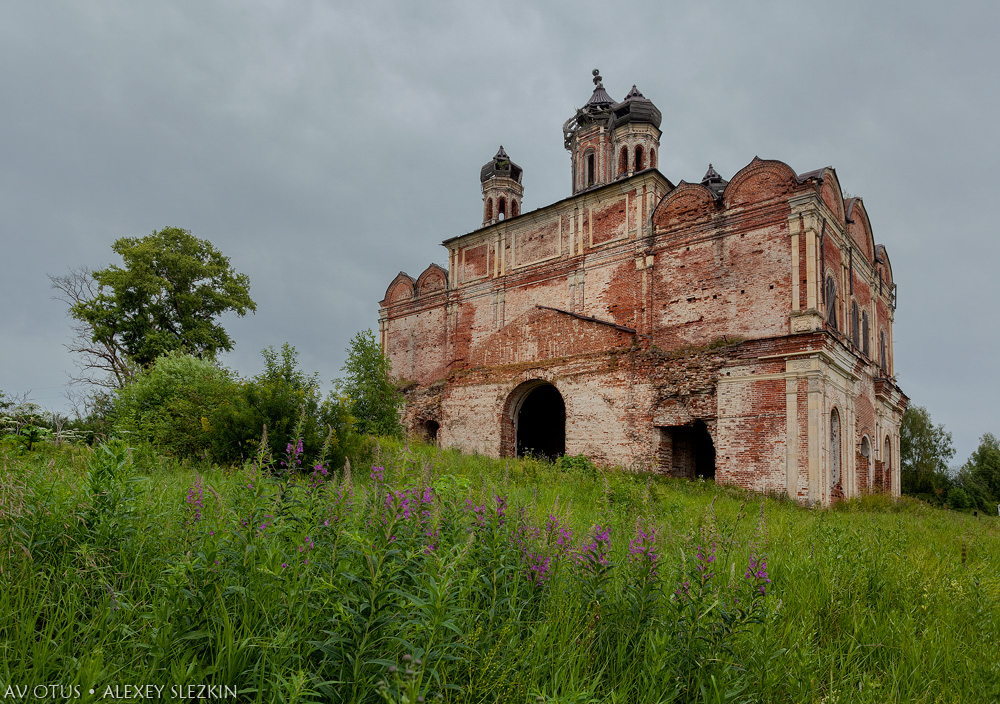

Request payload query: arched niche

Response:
[723,157,798,209]
[817,167,846,223]
[875,245,894,288]
[653,182,717,231]
[383,272,417,306]
[845,197,876,263]
[416,263,448,295]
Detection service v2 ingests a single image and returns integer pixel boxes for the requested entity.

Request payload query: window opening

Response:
[880,330,887,374]
[851,301,860,347]
[635,145,645,171]
[511,199,519,217]
[825,275,838,330]
[830,408,841,487]
[498,196,506,220]
[586,151,596,186]
[484,198,493,222]
[861,311,870,357]
[619,146,628,174]
[861,436,872,491]
[883,436,892,492]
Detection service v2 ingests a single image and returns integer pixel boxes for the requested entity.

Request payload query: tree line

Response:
[901,405,1000,512]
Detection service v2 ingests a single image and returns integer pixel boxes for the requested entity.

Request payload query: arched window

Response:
[861,435,872,490]
[879,330,887,373]
[586,151,596,186]
[883,435,892,492]
[619,146,628,175]
[649,148,656,169]
[830,408,841,487]
[498,196,506,220]
[635,145,645,171]
[484,197,493,222]
[861,311,870,357]
[825,275,838,331]
[850,301,860,347]
[511,199,519,217]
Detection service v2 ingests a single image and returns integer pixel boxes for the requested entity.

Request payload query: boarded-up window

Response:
[851,301,860,347]
[825,276,838,331]
[862,311,870,357]
[880,330,887,373]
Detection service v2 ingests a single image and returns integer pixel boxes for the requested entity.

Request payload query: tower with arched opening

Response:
[481,146,523,227]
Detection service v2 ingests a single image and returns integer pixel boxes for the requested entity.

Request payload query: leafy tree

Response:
[958,433,1000,510]
[900,405,955,501]
[336,329,403,437]
[51,227,256,387]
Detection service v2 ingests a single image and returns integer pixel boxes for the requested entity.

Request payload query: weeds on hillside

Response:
[3,439,999,703]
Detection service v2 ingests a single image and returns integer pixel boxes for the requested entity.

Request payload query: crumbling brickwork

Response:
[378,74,907,505]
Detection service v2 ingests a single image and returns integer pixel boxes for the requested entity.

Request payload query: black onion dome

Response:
[611,85,662,130]
[480,145,523,184]
[701,163,728,198]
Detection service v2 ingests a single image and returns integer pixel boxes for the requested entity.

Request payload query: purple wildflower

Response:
[185,476,204,524]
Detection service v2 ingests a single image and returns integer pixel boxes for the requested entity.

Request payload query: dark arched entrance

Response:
[513,383,565,460]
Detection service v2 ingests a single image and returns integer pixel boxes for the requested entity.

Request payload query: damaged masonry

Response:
[379,70,907,505]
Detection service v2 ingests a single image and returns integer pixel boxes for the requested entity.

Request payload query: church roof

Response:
[480,145,523,183]
[610,84,662,130]
[700,163,728,198]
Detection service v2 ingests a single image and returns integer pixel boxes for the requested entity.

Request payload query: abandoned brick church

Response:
[379,71,907,504]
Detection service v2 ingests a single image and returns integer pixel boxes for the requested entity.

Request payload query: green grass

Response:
[1,439,998,703]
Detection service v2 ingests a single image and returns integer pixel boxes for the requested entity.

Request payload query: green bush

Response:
[208,343,363,471]
[112,351,235,458]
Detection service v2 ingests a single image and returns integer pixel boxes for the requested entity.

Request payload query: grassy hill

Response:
[2,439,998,703]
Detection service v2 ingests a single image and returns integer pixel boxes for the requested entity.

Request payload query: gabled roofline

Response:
[443,169,674,247]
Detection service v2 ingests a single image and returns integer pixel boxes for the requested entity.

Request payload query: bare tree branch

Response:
[49,267,137,389]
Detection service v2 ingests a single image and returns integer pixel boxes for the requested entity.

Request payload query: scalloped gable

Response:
[416,263,449,294]
[875,245,893,287]
[383,271,417,305]
[845,197,876,263]
[722,157,798,208]
[816,168,846,223]
[652,181,718,230]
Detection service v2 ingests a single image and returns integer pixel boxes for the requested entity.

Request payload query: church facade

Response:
[379,71,907,504]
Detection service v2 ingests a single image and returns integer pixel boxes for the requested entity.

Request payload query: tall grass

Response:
[1,439,998,703]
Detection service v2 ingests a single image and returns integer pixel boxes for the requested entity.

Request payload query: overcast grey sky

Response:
[1,1,996,464]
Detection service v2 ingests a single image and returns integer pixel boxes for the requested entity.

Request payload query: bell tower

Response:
[481,146,523,227]
[563,69,616,194]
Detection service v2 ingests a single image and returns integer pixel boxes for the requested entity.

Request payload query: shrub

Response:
[112,351,235,457]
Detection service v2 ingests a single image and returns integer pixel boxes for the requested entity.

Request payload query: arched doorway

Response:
[502,380,565,460]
